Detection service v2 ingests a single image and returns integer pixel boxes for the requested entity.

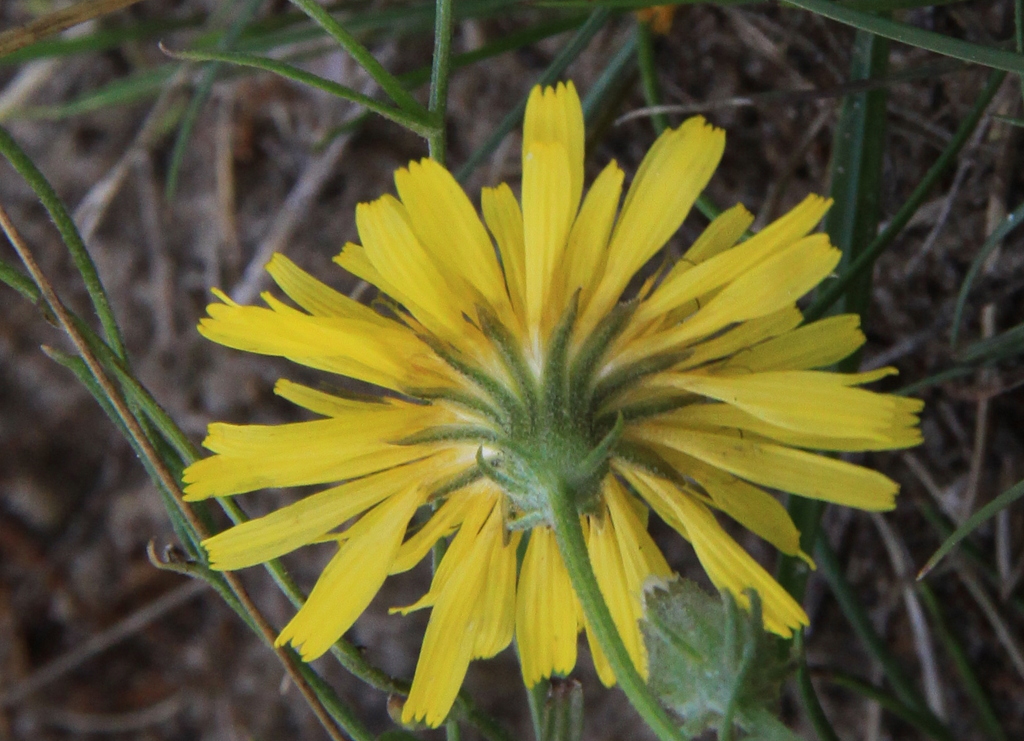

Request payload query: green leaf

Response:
[950,199,1024,346]
[783,0,1024,76]
[643,579,797,740]
[919,477,1024,578]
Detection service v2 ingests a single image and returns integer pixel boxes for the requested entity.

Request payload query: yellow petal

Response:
[665,370,924,445]
[586,502,648,682]
[632,424,899,510]
[645,234,840,351]
[474,526,521,659]
[332,242,402,299]
[275,485,424,660]
[682,203,754,264]
[516,526,580,686]
[523,81,585,215]
[182,401,452,499]
[355,195,463,336]
[395,158,510,315]
[393,495,496,614]
[724,314,864,372]
[662,401,922,452]
[522,141,574,339]
[585,117,725,325]
[196,300,424,390]
[202,455,454,570]
[390,490,475,574]
[624,468,808,636]
[563,161,624,303]
[481,183,527,320]
[273,379,378,417]
[265,253,388,325]
[676,306,803,371]
[402,503,504,727]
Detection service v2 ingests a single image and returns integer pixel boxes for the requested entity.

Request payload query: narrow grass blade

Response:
[806,69,1006,322]
[0,256,41,302]
[165,0,264,200]
[163,47,435,134]
[0,0,143,58]
[41,347,203,558]
[919,478,1024,578]
[455,8,611,183]
[917,583,1007,741]
[580,27,638,123]
[794,632,840,741]
[783,0,1024,76]
[287,0,426,115]
[956,321,1024,366]
[950,199,1024,346]
[636,19,668,135]
[0,126,128,360]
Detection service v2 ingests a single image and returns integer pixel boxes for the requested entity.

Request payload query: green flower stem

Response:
[793,632,840,741]
[427,0,456,163]
[547,480,687,741]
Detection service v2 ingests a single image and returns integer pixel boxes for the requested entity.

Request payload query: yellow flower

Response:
[183,81,922,728]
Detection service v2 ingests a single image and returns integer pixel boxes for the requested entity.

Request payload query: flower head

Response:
[184,81,922,727]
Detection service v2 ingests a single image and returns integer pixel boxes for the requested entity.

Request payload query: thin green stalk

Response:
[635,20,668,135]
[427,0,456,162]
[547,480,686,741]
[783,0,1024,76]
[950,199,1024,347]
[806,69,1006,323]
[917,583,1007,741]
[0,256,40,302]
[446,719,462,741]
[581,29,638,123]
[0,125,127,360]
[287,0,426,115]
[163,48,435,135]
[794,633,840,741]
[455,8,611,183]
[0,0,143,58]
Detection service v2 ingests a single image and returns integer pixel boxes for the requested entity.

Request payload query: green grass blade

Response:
[919,478,1024,578]
[163,47,435,134]
[805,69,1006,323]
[794,632,841,741]
[0,256,41,302]
[580,26,638,123]
[956,321,1024,366]
[0,125,128,360]
[454,8,612,183]
[165,0,264,200]
[917,583,1007,741]
[950,199,1024,346]
[783,0,1024,75]
[636,19,668,135]
[286,0,426,115]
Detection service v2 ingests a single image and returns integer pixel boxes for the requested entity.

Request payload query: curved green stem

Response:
[547,480,687,741]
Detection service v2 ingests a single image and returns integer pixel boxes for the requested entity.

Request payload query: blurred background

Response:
[1,0,1023,739]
